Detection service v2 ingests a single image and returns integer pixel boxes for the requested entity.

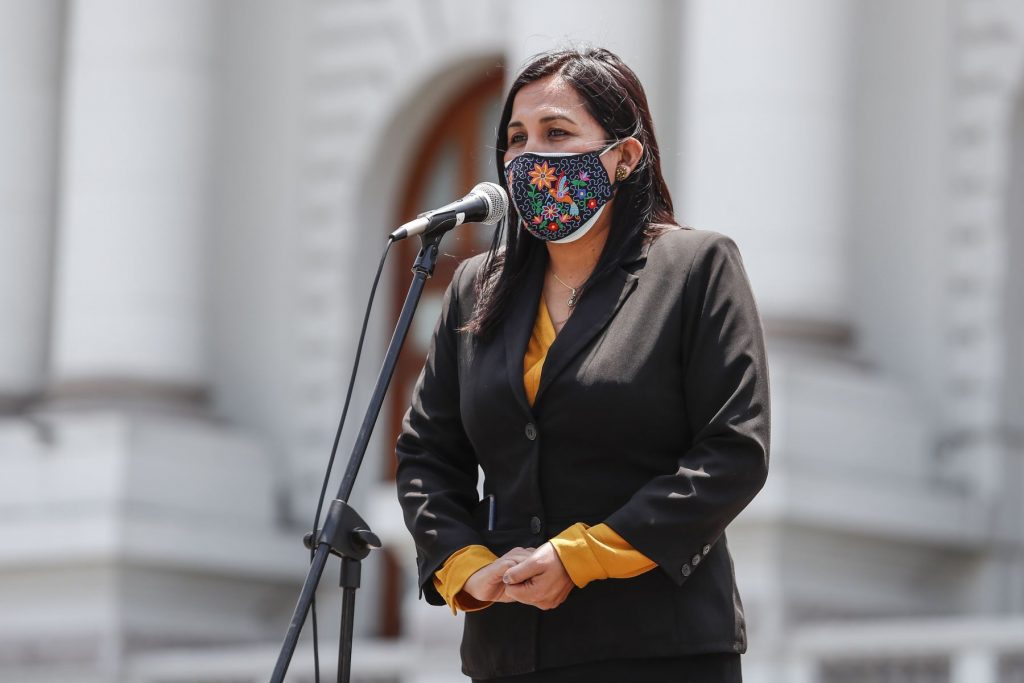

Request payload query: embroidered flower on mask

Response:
[529,161,557,190]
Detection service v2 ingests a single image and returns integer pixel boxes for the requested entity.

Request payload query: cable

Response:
[308,236,394,683]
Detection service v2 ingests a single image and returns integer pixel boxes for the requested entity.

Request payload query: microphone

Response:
[390,182,508,241]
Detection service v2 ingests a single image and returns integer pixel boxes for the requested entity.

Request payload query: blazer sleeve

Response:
[395,258,485,605]
[604,232,771,586]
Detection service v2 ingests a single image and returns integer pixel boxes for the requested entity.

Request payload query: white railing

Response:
[125,617,1024,683]
[127,640,461,683]
[786,617,1024,683]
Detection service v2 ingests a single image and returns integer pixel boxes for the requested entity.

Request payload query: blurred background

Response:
[2,0,1023,681]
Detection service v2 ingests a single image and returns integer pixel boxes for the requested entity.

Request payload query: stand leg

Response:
[338,558,360,683]
[270,233,444,683]
[273,544,332,681]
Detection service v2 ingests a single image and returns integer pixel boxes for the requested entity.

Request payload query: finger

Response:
[506,556,550,584]
[502,561,539,585]
[502,582,539,605]
[482,558,517,583]
[501,549,534,565]
[503,577,536,595]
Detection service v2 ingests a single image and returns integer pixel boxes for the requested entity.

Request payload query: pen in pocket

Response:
[486,494,496,531]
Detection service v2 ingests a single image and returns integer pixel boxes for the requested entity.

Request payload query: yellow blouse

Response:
[432,294,656,614]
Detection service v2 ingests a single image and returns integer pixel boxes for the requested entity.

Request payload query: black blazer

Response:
[396,227,771,679]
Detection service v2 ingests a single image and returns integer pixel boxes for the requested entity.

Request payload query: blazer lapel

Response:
[501,233,653,415]
[503,248,547,416]
[534,267,639,407]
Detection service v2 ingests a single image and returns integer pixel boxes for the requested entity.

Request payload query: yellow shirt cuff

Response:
[432,545,498,615]
[550,522,657,589]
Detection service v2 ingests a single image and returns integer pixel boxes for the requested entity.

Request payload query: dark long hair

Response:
[464,47,679,337]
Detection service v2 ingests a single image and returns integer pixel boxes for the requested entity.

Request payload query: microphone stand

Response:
[271,224,453,683]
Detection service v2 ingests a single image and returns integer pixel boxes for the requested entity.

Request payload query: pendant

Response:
[567,291,578,308]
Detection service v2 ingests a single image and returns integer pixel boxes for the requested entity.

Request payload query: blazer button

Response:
[525,423,538,440]
[681,563,691,578]
[692,553,701,566]
[702,544,711,555]
[530,516,543,534]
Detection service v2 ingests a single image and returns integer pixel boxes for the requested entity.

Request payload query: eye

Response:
[508,132,526,145]
[548,128,568,138]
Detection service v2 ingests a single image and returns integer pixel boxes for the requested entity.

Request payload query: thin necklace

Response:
[550,271,580,308]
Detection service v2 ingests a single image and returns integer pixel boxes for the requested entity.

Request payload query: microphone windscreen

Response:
[473,182,508,224]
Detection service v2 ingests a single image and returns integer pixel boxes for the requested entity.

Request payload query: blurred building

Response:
[1,0,1023,681]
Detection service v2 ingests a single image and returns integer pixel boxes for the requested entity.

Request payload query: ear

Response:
[616,137,644,174]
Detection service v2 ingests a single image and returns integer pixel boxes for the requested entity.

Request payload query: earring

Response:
[615,165,629,182]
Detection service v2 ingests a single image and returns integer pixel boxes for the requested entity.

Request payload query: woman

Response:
[396,47,770,682]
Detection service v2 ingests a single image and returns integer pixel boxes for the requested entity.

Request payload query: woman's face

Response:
[503,74,619,183]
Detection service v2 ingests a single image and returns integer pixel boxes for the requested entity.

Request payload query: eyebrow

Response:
[507,114,578,129]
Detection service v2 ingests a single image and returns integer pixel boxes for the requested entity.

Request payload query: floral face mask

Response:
[503,140,622,243]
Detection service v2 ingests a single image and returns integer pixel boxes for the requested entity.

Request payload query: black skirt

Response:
[472,653,741,682]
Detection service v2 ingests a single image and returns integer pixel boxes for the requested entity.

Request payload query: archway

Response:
[376,68,504,637]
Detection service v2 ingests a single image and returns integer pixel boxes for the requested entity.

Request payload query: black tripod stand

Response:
[270,227,450,683]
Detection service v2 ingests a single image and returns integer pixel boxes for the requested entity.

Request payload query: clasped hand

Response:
[461,542,574,611]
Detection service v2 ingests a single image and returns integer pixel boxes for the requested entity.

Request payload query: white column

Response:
[51,0,215,394]
[680,0,856,328]
[0,1,64,403]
